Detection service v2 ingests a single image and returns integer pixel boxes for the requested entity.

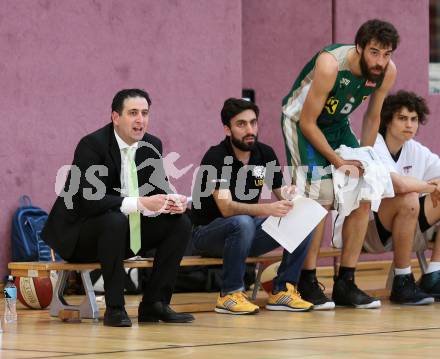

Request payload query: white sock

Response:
[394,266,411,275]
[426,261,440,274]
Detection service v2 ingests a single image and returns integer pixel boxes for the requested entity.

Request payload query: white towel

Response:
[332,145,394,217]
[331,146,395,248]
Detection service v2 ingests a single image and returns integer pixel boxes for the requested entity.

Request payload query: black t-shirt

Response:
[191,137,284,225]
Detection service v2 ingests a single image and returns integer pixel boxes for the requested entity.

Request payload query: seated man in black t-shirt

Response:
[191,98,313,315]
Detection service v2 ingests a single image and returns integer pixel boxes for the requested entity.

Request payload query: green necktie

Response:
[127,147,141,254]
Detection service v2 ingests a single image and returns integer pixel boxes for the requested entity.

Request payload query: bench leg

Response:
[49,270,69,317]
[49,270,100,320]
[416,249,429,274]
[385,262,394,290]
[333,256,338,277]
[79,270,100,319]
[251,262,264,301]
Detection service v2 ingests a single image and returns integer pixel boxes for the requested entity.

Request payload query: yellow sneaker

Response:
[266,283,313,312]
[215,292,259,315]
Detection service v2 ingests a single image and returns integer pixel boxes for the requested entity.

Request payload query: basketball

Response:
[15,271,58,309]
[260,261,280,294]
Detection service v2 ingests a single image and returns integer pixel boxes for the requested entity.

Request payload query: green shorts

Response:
[282,115,359,205]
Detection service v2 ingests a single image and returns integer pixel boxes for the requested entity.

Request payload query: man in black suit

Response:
[43,89,194,326]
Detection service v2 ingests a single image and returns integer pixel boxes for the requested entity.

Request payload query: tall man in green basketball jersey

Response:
[281,19,399,309]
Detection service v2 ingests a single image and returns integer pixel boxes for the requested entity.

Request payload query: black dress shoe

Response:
[103,307,132,327]
[138,301,195,323]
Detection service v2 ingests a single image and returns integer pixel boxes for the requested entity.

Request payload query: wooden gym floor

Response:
[1,263,440,359]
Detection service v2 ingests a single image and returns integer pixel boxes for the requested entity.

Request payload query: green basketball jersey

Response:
[282,44,382,129]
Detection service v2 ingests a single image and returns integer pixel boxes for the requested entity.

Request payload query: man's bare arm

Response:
[299,52,343,166]
[391,173,437,194]
[361,60,397,146]
[213,189,293,218]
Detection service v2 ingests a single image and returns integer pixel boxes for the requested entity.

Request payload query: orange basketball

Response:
[15,271,57,309]
[260,261,280,294]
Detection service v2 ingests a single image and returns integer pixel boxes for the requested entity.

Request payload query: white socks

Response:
[394,266,411,276]
[395,262,440,275]
[426,261,440,274]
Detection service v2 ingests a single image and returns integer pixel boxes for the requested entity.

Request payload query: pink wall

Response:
[0,0,242,278]
[0,0,436,277]
[241,0,333,257]
[243,0,436,262]
[333,0,434,262]
[334,0,436,150]
[242,0,434,149]
[242,0,333,161]
[243,0,436,177]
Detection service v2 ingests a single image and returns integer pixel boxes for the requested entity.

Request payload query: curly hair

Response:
[355,19,400,50]
[379,90,430,136]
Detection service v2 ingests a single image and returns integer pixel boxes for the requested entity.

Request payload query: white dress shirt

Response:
[114,130,139,215]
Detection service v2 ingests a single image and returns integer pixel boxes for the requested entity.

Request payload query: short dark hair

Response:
[355,19,399,51]
[379,90,430,136]
[111,89,151,115]
[220,98,259,126]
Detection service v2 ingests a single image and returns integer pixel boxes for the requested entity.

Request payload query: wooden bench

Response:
[8,247,342,319]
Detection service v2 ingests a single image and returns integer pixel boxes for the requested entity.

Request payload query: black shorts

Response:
[374,195,431,246]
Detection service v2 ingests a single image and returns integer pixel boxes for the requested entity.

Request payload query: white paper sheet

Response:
[262,197,327,253]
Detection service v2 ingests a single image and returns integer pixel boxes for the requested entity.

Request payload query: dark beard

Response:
[360,54,386,83]
[230,135,257,151]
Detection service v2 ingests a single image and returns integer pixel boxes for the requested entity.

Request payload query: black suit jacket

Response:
[42,123,171,259]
